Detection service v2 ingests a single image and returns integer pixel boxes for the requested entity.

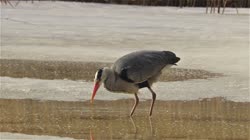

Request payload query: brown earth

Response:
[0,59,222,82]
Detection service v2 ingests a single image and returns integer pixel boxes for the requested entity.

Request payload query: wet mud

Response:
[0,59,222,82]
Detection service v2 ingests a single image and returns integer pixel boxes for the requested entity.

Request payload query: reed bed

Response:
[1,0,249,7]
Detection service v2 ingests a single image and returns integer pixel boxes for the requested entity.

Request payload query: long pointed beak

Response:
[91,81,100,103]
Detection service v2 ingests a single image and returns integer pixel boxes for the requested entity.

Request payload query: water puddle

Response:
[0,97,249,139]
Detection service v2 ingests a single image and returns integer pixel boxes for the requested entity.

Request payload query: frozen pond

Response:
[0,1,249,139]
[1,1,249,102]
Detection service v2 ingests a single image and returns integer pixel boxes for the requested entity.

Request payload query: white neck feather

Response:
[101,68,138,94]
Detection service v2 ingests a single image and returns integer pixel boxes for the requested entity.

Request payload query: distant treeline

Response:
[5,0,250,7]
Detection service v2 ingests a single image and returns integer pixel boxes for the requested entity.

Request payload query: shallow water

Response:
[0,98,249,139]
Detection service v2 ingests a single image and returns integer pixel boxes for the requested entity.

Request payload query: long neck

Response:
[103,69,138,93]
[103,69,119,91]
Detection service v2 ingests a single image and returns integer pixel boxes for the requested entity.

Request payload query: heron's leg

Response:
[148,87,156,116]
[130,93,139,116]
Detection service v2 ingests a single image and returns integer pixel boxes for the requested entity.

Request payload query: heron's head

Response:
[91,67,109,103]
[164,51,180,65]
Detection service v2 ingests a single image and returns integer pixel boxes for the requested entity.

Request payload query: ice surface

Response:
[1,76,249,102]
[0,132,82,140]
[1,2,249,75]
[1,2,249,102]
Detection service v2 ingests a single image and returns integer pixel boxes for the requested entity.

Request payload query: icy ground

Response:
[1,76,249,102]
[1,2,249,102]
[0,132,82,140]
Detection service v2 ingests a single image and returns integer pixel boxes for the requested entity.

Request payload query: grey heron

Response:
[91,50,180,116]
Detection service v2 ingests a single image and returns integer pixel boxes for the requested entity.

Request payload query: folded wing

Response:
[112,51,170,83]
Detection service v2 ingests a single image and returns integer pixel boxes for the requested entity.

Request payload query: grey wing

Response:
[112,51,168,83]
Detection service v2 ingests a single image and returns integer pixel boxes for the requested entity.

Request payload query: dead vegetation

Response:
[1,0,13,6]
[1,0,246,15]
[1,0,249,8]
[206,0,240,14]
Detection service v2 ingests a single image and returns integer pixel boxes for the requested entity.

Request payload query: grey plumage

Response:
[112,50,179,83]
[103,69,138,93]
[91,50,180,116]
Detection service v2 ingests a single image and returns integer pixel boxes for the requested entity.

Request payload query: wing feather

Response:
[112,51,169,83]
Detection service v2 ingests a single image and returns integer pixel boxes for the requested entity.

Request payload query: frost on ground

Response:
[0,2,249,102]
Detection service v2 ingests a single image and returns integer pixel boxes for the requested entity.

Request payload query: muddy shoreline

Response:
[0,59,222,82]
